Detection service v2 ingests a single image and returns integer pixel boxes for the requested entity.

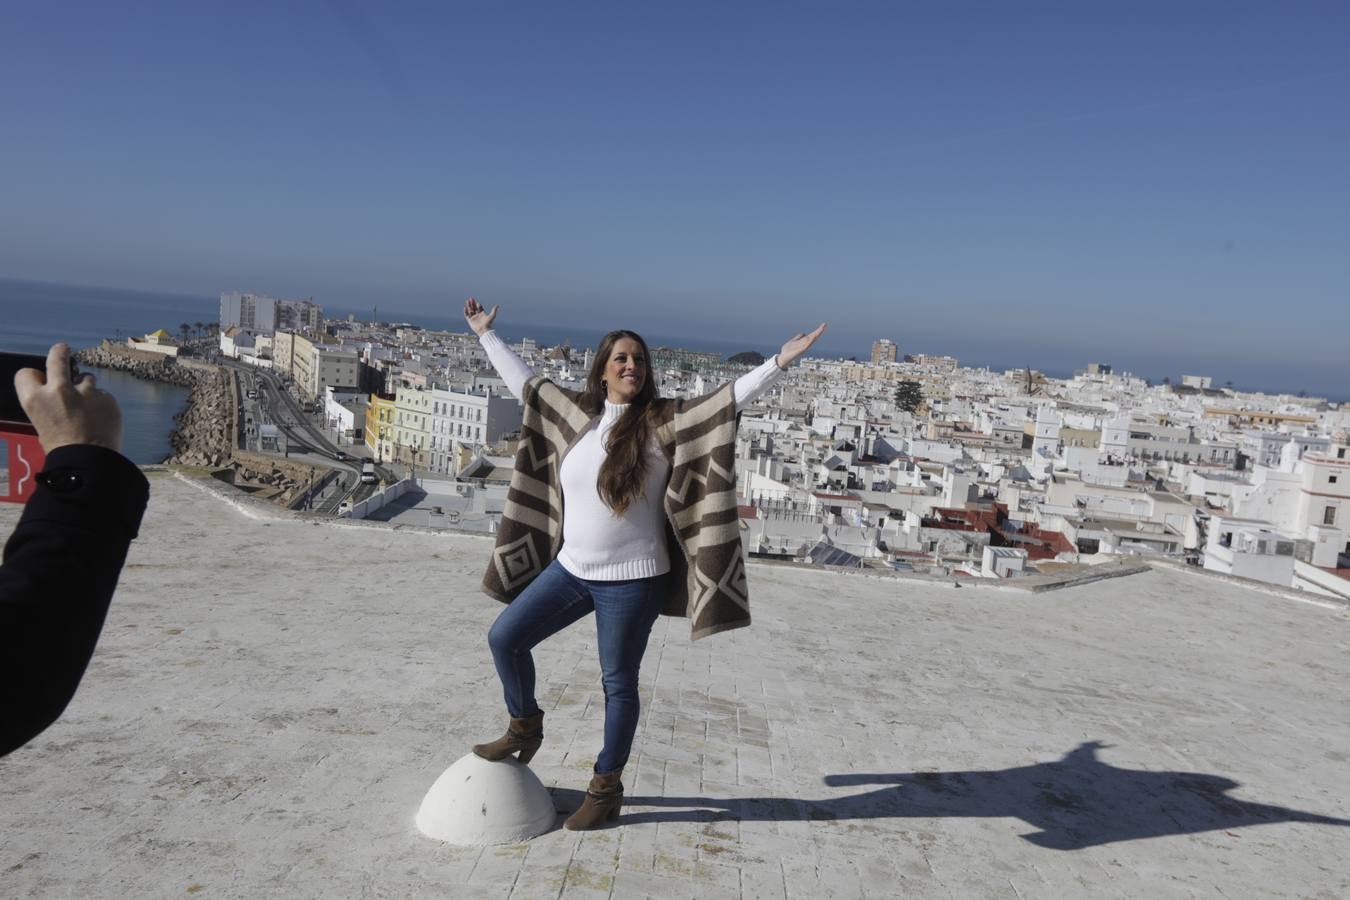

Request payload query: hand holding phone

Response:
[8,344,123,453]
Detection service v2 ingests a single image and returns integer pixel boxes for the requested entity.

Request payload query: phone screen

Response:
[0,352,66,425]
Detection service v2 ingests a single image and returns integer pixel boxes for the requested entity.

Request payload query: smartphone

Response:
[0,351,79,427]
[0,432,45,503]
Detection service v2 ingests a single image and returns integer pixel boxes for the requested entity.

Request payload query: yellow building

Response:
[1203,407,1317,427]
[127,328,181,357]
[365,393,398,462]
[841,363,903,384]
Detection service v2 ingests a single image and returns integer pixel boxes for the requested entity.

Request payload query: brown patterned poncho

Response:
[481,375,749,641]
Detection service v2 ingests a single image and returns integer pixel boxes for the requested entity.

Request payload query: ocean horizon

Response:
[3,276,1344,406]
[1,278,212,463]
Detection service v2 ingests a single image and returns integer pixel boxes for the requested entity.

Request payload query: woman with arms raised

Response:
[464,298,824,829]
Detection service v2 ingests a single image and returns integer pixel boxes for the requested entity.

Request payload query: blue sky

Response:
[2,2,1347,394]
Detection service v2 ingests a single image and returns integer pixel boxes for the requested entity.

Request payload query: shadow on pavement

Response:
[594,741,1350,849]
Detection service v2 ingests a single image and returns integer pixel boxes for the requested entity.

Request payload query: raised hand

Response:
[777,323,827,369]
[463,297,499,337]
[14,343,124,453]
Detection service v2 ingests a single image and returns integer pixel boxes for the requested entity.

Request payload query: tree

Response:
[193,321,204,340]
[895,380,924,414]
[179,323,191,344]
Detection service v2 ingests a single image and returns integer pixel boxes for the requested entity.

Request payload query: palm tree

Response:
[194,321,204,340]
[179,323,191,344]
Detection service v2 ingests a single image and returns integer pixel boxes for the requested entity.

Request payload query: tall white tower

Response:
[1032,406,1062,462]
[1100,414,1130,460]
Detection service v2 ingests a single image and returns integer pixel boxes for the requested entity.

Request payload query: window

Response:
[1340,448,1347,459]
[1332,475,1340,485]
[1325,506,1337,526]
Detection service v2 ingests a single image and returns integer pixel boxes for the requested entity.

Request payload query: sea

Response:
[1,278,217,464]
[4,278,1339,466]
[0,279,777,466]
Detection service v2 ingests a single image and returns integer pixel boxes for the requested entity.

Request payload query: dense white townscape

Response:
[215,291,1350,602]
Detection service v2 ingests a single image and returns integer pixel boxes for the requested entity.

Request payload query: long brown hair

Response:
[583,330,661,516]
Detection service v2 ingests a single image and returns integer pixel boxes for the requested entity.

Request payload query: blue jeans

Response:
[487,559,668,775]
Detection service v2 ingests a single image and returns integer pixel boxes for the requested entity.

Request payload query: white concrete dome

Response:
[415,753,557,845]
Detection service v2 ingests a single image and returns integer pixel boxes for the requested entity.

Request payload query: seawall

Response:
[76,341,233,466]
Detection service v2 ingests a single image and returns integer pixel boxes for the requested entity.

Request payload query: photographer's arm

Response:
[0,344,149,756]
[0,445,149,756]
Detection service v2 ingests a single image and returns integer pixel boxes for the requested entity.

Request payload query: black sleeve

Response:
[0,445,150,757]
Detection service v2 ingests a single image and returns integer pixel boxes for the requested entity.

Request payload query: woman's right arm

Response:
[464,297,534,399]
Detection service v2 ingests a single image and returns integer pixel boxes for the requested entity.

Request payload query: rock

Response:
[75,342,232,466]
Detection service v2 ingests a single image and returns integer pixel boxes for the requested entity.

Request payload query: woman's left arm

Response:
[733,323,827,410]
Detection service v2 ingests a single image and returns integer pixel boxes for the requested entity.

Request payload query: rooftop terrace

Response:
[2,472,1348,898]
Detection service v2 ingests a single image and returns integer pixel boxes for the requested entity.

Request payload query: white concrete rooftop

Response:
[2,471,1349,898]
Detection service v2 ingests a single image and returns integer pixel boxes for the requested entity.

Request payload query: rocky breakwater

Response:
[76,341,234,467]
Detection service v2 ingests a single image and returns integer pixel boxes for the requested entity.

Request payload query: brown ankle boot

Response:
[563,769,624,830]
[472,712,544,764]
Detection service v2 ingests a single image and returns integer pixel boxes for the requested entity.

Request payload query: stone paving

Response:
[2,472,1349,898]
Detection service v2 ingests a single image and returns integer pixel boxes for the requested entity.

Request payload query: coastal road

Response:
[221,360,388,513]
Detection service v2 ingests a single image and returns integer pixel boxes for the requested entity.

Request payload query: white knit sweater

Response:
[480,330,783,580]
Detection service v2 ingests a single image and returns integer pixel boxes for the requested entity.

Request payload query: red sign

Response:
[0,426,45,504]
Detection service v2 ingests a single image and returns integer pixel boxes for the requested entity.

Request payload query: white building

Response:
[1099,414,1131,459]
[1240,431,1330,469]
[424,386,524,476]
[1294,432,1349,564]
[1031,406,1062,473]
[393,386,432,467]
[219,326,257,360]
[1231,432,1349,564]
[277,298,323,334]
[295,343,361,402]
[981,546,1028,578]
[1202,515,1298,587]
[323,386,368,447]
[220,292,278,333]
